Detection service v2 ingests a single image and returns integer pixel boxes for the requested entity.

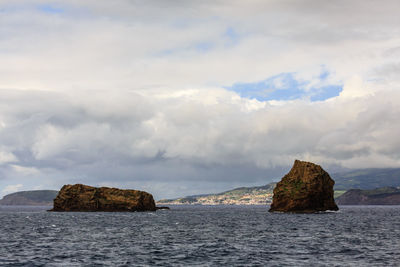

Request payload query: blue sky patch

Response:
[194,42,213,52]
[310,85,343,101]
[37,4,64,14]
[224,27,239,45]
[227,72,342,102]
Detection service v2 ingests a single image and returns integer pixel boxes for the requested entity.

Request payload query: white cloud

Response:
[0,0,398,92]
[0,151,18,164]
[11,165,40,176]
[2,184,23,195]
[338,76,375,99]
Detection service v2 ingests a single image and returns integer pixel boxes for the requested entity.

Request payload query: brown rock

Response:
[269,160,338,213]
[50,184,156,212]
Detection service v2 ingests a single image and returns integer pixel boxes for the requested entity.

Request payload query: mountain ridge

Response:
[333,168,400,190]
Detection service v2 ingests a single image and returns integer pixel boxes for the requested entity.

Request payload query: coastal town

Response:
[157,184,275,205]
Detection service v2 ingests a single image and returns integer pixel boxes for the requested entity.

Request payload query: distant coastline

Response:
[3,168,400,206]
[159,167,400,206]
[157,183,275,205]
[336,187,400,205]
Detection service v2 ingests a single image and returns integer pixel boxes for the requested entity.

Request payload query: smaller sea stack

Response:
[50,184,156,212]
[269,160,338,213]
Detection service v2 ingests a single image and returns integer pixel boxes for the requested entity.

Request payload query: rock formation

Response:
[50,184,157,212]
[336,187,400,205]
[269,160,338,213]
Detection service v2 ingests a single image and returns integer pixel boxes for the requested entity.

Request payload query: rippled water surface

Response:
[1,205,400,266]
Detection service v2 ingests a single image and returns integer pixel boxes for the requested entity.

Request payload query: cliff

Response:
[336,187,400,205]
[269,160,338,213]
[157,183,276,205]
[51,184,156,212]
[0,190,58,206]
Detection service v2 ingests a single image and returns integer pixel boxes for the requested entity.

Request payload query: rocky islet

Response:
[50,184,157,212]
[269,160,339,213]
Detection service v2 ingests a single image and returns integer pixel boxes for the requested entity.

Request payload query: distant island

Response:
[0,190,58,206]
[336,187,400,205]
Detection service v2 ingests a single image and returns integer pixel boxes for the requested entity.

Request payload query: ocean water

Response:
[1,205,400,266]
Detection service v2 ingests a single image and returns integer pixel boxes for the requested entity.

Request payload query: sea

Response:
[1,205,400,266]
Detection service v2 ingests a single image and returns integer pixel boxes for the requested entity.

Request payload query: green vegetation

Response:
[358,187,400,196]
[215,183,276,196]
[334,190,346,199]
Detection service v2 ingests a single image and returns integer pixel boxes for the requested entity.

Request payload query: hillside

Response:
[333,168,400,190]
[0,190,58,206]
[336,187,400,205]
[158,183,276,205]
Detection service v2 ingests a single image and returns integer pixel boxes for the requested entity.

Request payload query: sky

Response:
[0,0,400,199]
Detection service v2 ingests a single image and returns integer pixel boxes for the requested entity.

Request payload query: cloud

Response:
[0,0,400,198]
[1,81,400,198]
[0,151,18,164]
[0,0,398,92]
[2,184,23,195]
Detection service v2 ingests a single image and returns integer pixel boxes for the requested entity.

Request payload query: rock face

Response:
[51,184,156,212]
[336,187,400,205]
[269,160,338,213]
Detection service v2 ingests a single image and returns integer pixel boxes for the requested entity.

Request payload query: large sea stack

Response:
[269,160,338,213]
[50,184,156,212]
